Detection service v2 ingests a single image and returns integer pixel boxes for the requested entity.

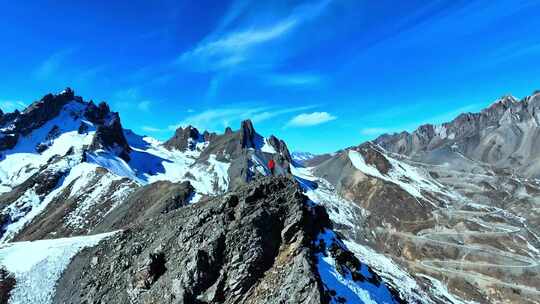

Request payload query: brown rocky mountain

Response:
[299,92,540,303]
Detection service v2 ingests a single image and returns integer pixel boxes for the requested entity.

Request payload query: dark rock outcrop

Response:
[0,134,18,151]
[84,101,111,124]
[164,126,203,151]
[240,119,256,149]
[16,88,77,136]
[88,112,131,161]
[267,135,293,163]
[54,177,327,304]
[0,267,16,304]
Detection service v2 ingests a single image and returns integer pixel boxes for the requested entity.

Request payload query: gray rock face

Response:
[54,176,403,304]
[54,177,327,304]
[374,92,540,177]
[88,111,132,161]
[164,126,204,152]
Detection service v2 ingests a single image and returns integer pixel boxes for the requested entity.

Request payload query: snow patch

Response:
[316,229,396,304]
[434,124,447,139]
[0,232,116,304]
[260,137,277,154]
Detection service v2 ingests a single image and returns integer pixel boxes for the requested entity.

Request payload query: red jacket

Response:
[268,159,276,170]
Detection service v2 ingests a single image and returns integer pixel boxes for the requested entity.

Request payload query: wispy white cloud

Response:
[177,19,295,70]
[177,0,332,71]
[170,104,316,131]
[251,105,317,123]
[0,99,27,112]
[286,111,336,127]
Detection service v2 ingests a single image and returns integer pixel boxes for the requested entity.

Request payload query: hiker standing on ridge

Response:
[268,159,276,176]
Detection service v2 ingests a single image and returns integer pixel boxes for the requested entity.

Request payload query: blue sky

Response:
[0,0,539,153]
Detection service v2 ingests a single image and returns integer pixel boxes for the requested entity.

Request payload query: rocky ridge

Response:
[375,91,540,177]
[54,177,403,304]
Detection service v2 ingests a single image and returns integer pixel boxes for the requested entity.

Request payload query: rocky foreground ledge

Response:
[52,176,402,304]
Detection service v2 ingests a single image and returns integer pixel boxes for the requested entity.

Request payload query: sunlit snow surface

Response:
[316,229,395,304]
[86,137,231,195]
[0,232,116,304]
[0,101,95,194]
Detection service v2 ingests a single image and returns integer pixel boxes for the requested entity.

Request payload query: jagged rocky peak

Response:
[84,100,112,124]
[238,119,292,163]
[164,125,202,151]
[267,134,292,162]
[0,87,81,151]
[88,109,131,161]
[240,119,256,148]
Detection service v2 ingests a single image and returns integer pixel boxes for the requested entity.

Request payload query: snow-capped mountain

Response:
[0,89,292,243]
[0,88,539,304]
[291,151,316,164]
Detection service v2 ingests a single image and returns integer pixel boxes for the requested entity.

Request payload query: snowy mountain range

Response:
[0,88,539,304]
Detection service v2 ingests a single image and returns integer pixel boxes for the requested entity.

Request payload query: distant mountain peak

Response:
[164,125,205,152]
[374,90,540,177]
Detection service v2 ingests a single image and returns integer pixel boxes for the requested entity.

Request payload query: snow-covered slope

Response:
[0,232,116,304]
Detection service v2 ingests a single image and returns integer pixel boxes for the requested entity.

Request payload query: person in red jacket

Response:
[268,159,276,176]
